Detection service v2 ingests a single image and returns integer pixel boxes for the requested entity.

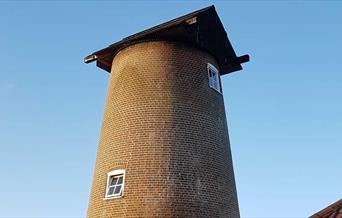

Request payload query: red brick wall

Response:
[87,41,240,217]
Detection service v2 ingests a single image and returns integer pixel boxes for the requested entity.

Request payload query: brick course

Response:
[87,41,240,218]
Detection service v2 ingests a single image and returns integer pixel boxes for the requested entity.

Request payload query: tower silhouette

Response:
[85,6,249,218]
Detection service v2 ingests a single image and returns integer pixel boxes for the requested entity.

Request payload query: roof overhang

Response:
[84,5,249,75]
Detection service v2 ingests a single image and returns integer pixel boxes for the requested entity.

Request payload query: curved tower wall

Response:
[87,41,240,217]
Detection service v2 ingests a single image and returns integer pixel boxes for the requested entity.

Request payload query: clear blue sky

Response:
[1,1,341,217]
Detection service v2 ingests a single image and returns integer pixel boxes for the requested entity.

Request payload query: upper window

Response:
[105,169,125,199]
[207,63,221,93]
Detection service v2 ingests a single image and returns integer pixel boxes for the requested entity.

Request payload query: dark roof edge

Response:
[84,5,215,62]
[84,5,249,75]
[121,5,215,43]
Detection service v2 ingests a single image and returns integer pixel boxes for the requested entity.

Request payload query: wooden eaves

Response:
[84,5,249,76]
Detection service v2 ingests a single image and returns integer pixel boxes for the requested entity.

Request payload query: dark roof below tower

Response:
[84,5,249,75]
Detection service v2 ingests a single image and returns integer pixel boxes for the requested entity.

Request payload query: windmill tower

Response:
[84,6,249,218]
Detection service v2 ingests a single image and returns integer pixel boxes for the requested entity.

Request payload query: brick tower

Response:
[84,6,249,218]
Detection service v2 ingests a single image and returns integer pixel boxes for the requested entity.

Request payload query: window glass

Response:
[114,186,122,194]
[207,63,221,93]
[110,177,118,185]
[108,187,115,195]
[117,177,123,184]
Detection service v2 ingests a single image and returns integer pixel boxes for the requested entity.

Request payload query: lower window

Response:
[105,169,125,199]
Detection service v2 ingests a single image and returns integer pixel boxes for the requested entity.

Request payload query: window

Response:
[207,63,221,93]
[105,169,125,199]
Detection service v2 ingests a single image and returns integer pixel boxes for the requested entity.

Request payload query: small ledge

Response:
[103,195,124,201]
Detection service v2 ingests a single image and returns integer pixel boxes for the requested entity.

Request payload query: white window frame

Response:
[104,169,125,200]
[207,63,222,94]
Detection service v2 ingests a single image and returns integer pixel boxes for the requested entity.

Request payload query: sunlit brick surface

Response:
[87,41,240,218]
